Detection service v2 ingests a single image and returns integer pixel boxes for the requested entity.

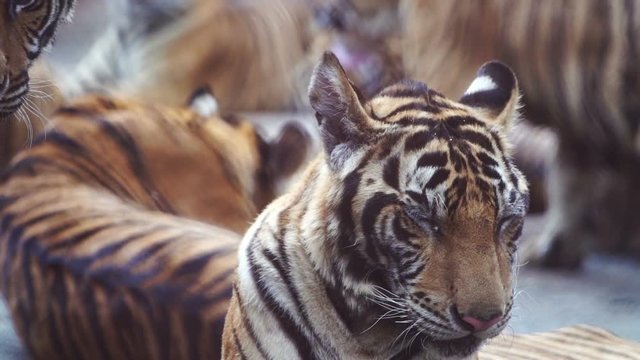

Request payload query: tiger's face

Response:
[0,0,75,116]
[310,53,528,358]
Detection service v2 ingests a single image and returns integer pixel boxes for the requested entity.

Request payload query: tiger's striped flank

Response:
[0,92,309,360]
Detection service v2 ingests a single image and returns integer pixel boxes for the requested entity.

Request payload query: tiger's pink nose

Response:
[461,313,503,332]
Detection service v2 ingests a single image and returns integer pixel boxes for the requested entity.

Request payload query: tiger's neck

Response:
[229,158,428,359]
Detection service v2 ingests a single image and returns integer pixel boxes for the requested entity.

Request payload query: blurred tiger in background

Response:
[63,0,312,111]
[308,0,404,98]
[63,0,404,112]
[400,0,640,267]
[0,89,310,359]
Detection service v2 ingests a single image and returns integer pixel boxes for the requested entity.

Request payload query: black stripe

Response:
[232,328,248,360]
[81,284,112,360]
[90,117,176,213]
[234,284,271,360]
[248,243,316,359]
[46,269,80,360]
[31,131,133,197]
[261,246,327,354]
[476,152,498,167]
[383,156,400,190]
[383,102,440,119]
[361,192,398,266]
[416,152,448,168]
[335,158,378,283]
[172,250,231,279]
[392,217,420,249]
[394,116,439,127]
[404,131,433,152]
[444,116,486,129]
[423,169,450,190]
[459,130,494,153]
[482,165,502,180]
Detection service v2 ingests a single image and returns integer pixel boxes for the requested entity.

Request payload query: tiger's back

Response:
[0,93,309,359]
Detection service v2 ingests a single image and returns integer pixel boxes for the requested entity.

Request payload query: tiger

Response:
[63,0,403,112]
[64,0,312,112]
[400,0,640,267]
[308,0,404,98]
[0,60,64,168]
[0,88,310,360]
[222,52,529,359]
[0,0,75,117]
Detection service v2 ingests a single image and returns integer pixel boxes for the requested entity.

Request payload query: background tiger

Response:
[400,0,640,267]
[61,0,403,112]
[0,0,75,117]
[223,53,529,359]
[0,89,310,360]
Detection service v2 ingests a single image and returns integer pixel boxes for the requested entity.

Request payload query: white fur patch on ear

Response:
[464,75,498,96]
[188,86,218,117]
[459,61,519,126]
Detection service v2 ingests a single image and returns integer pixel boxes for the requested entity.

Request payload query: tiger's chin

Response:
[427,335,484,359]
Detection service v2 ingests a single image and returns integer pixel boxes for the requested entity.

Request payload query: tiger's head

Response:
[0,0,75,116]
[309,53,529,358]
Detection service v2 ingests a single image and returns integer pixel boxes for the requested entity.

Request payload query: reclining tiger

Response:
[0,89,309,360]
[222,53,529,359]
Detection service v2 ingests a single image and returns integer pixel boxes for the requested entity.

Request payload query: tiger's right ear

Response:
[188,85,219,117]
[460,61,519,129]
[308,52,369,169]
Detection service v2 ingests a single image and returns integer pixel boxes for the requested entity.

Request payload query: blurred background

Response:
[1,0,640,358]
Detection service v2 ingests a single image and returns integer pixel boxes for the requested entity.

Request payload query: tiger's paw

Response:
[537,233,585,270]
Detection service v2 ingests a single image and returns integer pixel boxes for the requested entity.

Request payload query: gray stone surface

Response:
[0,300,26,360]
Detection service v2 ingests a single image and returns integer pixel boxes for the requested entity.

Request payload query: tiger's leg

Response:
[524,142,640,268]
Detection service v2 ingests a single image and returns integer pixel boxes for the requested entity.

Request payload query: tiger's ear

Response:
[460,61,519,128]
[267,122,311,177]
[188,85,219,117]
[308,52,369,169]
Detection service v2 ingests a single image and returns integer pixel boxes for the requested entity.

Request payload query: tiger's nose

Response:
[461,313,503,332]
[454,306,504,332]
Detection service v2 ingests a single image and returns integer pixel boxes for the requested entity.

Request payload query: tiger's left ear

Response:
[187,85,219,117]
[460,61,519,128]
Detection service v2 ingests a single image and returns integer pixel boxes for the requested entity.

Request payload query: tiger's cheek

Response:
[410,242,451,305]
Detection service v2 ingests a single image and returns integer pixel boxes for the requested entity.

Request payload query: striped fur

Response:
[0,93,309,360]
[0,0,75,117]
[222,53,529,359]
[401,0,640,266]
[480,325,640,360]
[64,0,312,112]
[64,0,403,112]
